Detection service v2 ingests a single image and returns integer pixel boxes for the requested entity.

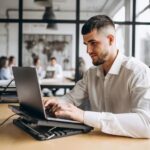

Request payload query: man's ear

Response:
[107,34,115,46]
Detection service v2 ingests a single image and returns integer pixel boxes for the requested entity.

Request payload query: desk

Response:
[0,78,75,95]
[0,104,150,150]
[40,78,75,89]
[40,78,75,95]
[0,80,16,95]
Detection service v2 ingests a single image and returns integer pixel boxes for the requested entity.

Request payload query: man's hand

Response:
[43,97,84,123]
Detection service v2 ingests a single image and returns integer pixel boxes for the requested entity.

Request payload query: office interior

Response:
[0,0,150,96]
[1,0,150,147]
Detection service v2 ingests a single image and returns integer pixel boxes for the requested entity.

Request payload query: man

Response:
[32,56,46,79]
[45,57,63,95]
[46,57,63,79]
[0,56,12,80]
[44,15,150,138]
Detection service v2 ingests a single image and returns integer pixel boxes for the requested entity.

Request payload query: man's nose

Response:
[87,45,92,54]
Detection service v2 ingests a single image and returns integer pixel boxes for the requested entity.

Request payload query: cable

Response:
[0,79,18,103]
[0,114,17,127]
[1,79,14,95]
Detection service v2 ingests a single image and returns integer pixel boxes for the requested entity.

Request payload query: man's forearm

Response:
[84,111,150,138]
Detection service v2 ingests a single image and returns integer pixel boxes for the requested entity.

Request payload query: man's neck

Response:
[102,49,118,76]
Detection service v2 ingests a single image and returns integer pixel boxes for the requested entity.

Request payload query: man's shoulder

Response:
[122,56,149,74]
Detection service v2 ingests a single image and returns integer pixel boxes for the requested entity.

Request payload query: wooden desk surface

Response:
[0,104,150,150]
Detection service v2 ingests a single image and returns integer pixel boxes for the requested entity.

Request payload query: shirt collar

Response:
[96,51,125,77]
[108,51,124,75]
[96,67,102,77]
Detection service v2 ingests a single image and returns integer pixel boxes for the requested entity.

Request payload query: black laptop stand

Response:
[13,117,92,140]
[9,104,93,140]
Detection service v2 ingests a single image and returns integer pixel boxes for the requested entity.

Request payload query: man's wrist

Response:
[83,111,102,129]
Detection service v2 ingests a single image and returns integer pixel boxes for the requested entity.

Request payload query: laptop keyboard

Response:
[45,109,55,118]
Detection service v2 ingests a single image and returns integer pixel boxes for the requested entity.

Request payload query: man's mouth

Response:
[90,54,97,59]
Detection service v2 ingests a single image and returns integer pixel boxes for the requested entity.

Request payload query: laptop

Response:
[45,66,55,78]
[10,67,92,131]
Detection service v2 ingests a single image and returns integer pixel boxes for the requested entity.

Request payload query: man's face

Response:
[36,59,41,66]
[83,29,111,66]
[13,58,16,66]
[50,59,56,66]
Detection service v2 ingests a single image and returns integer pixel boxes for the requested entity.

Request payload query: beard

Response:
[92,52,108,66]
[92,58,105,66]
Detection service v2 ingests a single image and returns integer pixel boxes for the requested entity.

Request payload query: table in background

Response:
[40,78,75,95]
[0,78,75,96]
[0,104,150,150]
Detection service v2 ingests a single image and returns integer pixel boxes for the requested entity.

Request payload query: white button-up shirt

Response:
[60,52,150,138]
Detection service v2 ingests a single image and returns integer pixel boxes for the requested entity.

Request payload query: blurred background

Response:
[0,0,150,81]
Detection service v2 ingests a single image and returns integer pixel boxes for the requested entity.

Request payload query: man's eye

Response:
[91,42,97,46]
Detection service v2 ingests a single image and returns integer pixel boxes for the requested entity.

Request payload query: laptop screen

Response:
[12,67,45,118]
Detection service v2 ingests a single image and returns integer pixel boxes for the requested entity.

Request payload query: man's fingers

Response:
[43,99,57,107]
[52,103,72,113]
[55,110,72,119]
[54,104,84,123]
[51,104,60,112]
[43,99,78,121]
[44,101,52,107]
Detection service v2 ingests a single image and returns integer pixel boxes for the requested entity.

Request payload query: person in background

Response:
[8,56,16,68]
[45,57,63,96]
[0,56,12,80]
[44,15,150,138]
[8,56,16,75]
[32,56,45,79]
[78,57,86,79]
[46,57,63,79]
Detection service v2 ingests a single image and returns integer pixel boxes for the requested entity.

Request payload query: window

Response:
[135,0,150,66]
[23,0,76,20]
[136,0,150,22]
[135,26,150,66]
[0,0,149,80]
[0,0,18,19]
[0,23,18,64]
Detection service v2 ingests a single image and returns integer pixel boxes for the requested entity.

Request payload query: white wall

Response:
[0,24,7,55]
[0,23,18,64]
[8,24,18,62]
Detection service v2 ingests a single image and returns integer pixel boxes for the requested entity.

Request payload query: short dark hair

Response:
[8,56,15,65]
[33,56,39,65]
[50,57,56,61]
[0,56,8,69]
[81,15,115,35]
